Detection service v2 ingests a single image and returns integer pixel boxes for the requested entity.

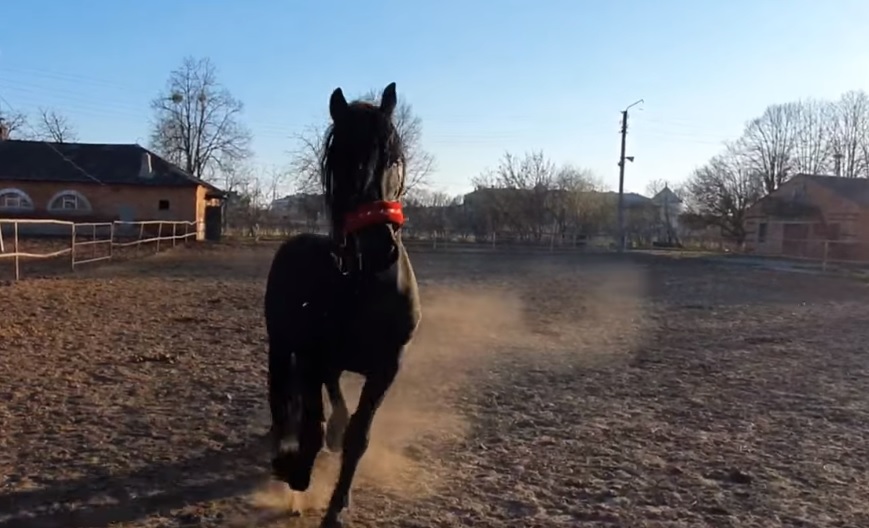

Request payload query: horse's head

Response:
[270,361,324,491]
[320,82,407,274]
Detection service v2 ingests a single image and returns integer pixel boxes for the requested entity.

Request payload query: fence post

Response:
[13,221,20,281]
[156,222,162,253]
[822,240,829,272]
[109,222,115,260]
[172,223,177,247]
[136,223,145,257]
[70,223,76,270]
[92,223,97,260]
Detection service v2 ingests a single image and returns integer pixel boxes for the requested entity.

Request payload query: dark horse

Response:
[264,82,421,527]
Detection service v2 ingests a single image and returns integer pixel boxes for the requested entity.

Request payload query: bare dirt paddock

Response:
[2,243,869,527]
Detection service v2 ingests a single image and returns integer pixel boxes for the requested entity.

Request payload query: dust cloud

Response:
[246,284,528,516]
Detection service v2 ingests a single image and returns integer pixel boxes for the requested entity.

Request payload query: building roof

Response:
[0,140,223,194]
[798,174,869,207]
[598,191,653,206]
[651,186,683,205]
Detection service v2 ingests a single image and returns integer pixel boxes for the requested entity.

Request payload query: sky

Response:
[1,0,868,198]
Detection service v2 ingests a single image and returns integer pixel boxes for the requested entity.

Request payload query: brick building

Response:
[744,174,869,262]
[0,138,224,239]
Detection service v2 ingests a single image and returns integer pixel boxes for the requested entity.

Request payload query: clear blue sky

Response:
[1,0,868,197]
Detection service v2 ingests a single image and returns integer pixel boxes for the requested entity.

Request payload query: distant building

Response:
[650,186,684,243]
[270,192,325,227]
[0,139,224,239]
[744,173,869,261]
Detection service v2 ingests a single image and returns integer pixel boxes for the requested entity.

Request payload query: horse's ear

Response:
[329,88,348,121]
[380,82,397,118]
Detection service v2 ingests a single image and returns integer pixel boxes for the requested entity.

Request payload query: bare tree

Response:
[263,165,290,205]
[684,144,764,244]
[550,164,606,237]
[0,109,29,138]
[471,151,558,239]
[405,187,452,207]
[827,90,869,178]
[791,98,834,175]
[238,173,267,238]
[403,188,455,237]
[736,102,798,193]
[358,88,435,190]
[288,123,327,194]
[36,108,78,142]
[289,87,435,193]
[149,56,252,181]
[212,158,252,197]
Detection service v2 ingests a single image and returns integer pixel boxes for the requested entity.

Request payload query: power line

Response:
[0,66,746,143]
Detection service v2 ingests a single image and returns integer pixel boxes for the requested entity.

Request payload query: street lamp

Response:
[617,99,643,252]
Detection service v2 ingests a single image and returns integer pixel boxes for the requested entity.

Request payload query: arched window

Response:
[47,190,92,212]
[0,188,35,211]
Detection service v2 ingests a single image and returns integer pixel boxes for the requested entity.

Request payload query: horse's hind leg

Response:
[321,366,397,527]
[325,374,349,452]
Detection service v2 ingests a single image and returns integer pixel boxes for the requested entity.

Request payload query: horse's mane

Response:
[319,101,405,218]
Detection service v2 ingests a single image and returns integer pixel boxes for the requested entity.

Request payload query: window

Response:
[0,188,34,211]
[158,199,170,211]
[758,222,768,243]
[47,190,92,213]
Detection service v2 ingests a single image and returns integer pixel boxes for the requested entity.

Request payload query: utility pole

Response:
[617,99,643,252]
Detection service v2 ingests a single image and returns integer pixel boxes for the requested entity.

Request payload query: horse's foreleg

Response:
[325,374,349,452]
[268,340,294,455]
[269,337,310,491]
[321,368,396,528]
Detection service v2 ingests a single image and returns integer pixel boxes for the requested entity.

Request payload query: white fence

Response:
[0,219,200,280]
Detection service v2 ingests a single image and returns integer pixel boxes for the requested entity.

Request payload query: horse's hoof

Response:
[319,512,344,528]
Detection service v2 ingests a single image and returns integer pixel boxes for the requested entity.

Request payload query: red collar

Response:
[342,200,405,235]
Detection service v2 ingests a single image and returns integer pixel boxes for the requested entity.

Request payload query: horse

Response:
[263,82,421,527]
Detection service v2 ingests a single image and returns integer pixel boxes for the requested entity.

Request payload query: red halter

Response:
[342,200,405,236]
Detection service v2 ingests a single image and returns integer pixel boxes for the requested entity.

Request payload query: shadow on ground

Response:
[0,436,273,528]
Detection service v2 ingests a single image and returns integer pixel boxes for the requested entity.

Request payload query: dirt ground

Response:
[2,242,869,527]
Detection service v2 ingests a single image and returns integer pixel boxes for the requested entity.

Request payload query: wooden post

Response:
[136,223,145,257]
[172,222,177,247]
[109,222,115,260]
[822,240,829,272]
[70,223,76,270]
[13,221,19,281]
[156,222,162,253]
[92,224,97,260]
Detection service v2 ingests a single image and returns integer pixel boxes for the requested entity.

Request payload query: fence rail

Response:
[0,219,200,280]
[747,237,869,271]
